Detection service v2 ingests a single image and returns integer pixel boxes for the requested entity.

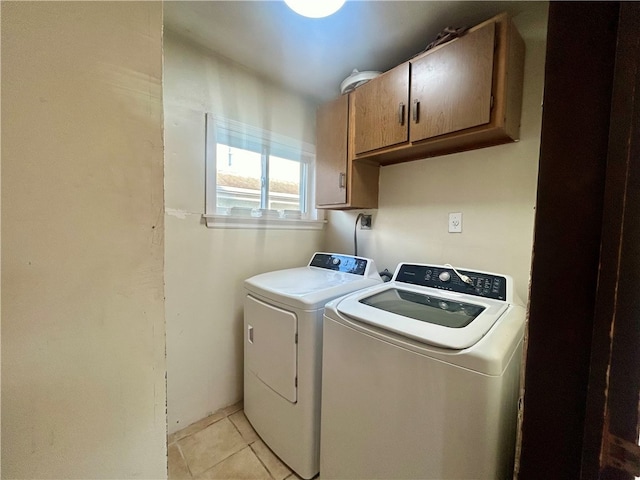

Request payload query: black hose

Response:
[379,269,393,282]
[354,213,364,256]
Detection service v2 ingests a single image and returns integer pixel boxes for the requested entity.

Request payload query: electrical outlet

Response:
[360,214,372,230]
[448,212,462,233]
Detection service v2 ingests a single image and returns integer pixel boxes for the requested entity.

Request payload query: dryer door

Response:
[245,294,297,403]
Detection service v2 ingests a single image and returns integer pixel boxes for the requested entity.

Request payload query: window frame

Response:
[203,114,324,230]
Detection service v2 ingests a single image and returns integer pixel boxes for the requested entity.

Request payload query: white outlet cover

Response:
[449,212,462,233]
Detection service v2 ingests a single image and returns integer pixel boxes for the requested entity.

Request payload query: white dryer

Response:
[244,252,381,479]
[320,263,526,480]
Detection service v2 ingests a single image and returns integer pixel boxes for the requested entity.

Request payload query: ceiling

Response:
[163,1,547,104]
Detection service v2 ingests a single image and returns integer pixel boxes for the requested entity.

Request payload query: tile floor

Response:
[168,402,302,480]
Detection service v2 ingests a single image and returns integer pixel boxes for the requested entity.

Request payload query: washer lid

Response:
[335,282,509,350]
[245,262,382,310]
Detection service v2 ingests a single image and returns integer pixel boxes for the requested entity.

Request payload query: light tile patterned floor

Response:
[168,403,303,480]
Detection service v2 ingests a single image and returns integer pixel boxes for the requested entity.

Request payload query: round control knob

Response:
[331,257,340,266]
[439,271,451,282]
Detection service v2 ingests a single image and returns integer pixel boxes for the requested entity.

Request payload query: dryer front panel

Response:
[245,294,297,403]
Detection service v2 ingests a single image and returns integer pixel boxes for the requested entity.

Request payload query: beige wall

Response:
[163,32,323,434]
[325,4,548,304]
[1,2,166,478]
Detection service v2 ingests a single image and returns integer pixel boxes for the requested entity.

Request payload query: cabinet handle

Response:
[413,99,420,123]
[398,102,405,125]
[339,172,346,188]
[248,325,254,344]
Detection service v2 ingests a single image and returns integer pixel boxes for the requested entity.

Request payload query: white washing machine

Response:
[320,262,525,480]
[243,252,382,479]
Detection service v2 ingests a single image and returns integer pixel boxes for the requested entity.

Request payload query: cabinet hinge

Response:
[605,432,640,476]
[295,377,298,387]
[295,333,298,344]
[490,95,495,110]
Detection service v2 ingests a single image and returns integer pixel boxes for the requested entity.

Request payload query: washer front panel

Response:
[320,314,523,479]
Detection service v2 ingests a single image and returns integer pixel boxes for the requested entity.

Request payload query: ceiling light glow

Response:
[284,0,346,18]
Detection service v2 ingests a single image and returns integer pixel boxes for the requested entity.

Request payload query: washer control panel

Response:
[395,264,507,300]
[309,253,369,276]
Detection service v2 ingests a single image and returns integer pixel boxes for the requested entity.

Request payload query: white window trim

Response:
[203,114,325,230]
[202,214,325,230]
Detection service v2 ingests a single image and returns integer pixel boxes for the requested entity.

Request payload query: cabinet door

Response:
[354,63,410,155]
[410,21,495,142]
[316,95,348,206]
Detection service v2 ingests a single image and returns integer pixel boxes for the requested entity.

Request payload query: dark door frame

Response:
[518,2,640,479]
[582,2,640,478]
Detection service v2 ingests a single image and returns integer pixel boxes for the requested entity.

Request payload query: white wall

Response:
[325,5,548,304]
[1,2,166,478]
[163,32,323,434]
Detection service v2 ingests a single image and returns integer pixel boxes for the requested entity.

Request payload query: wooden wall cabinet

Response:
[315,12,524,209]
[352,12,525,165]
[315,94,379,210]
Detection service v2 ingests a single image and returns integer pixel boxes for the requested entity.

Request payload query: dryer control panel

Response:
[309,253,369,276]
[395,264,507,301]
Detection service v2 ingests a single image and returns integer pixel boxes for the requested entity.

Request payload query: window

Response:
[204,114,323,229]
